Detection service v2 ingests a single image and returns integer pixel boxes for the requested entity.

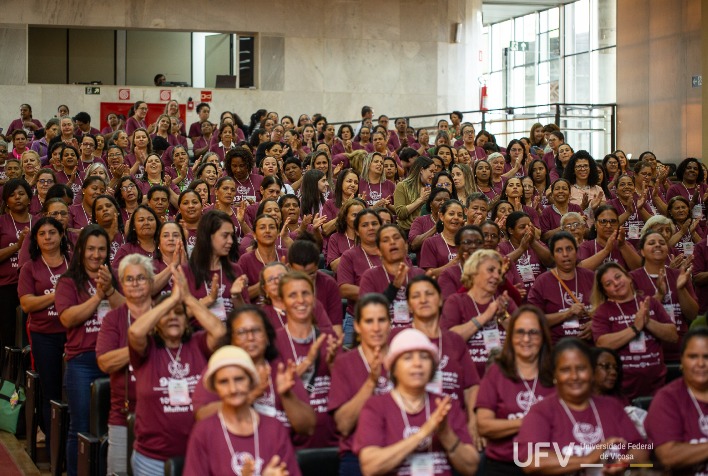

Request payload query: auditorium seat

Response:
[164,456,185,476]
[297,447,339,476]
[24,369,41,462]
[77,377,111,476]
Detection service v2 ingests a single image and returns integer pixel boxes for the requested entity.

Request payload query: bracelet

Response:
[471,318,482,330]
[105,287,115,297]
[630,324,640,337]
[447,437,461,454]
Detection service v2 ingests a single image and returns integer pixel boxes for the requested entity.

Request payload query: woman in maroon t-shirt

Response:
[441,249,517,378]
[516,338,649,473]
[577,205,642,271]
[176,189,202,254]
[327,198,365,272]
[667,195,705,257]
[591,262,678,400]
[630,229,697,361]
[92,195,126,263]
[224,146,264,204]
[438,225,484,299]
[354,328,479,475]
[238,214,287,300]
[328,294,393,473]
[151,221,187,297]
[96,253,154,474]
[419,199,464,278]
[184,345,302,476]
[475,306,556,475]
[18,217,70,453]
[112,205,159,271]
[55,225,125,476]
[207,176,251,244]
[128,265,225,474]
[645,328,708,474]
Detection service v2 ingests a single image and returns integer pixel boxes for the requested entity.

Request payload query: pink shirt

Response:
[527,268,594,343]
[55,276,107,360]
[516,394,645,463]
[184,412,301,476]
[592,297,672,399]
[644,378,708,475]
[327,347,393,454]
[475,363,555,462]
[18,258,69,334]
[353,393,473,475]
[95,305,136,426]
[441,293,517,378]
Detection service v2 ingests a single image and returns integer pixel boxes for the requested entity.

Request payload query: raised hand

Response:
[590,191,604,209]
[634,297,651,331]
[581,192,590,211]
[677,264,692,290]
[656,268,668,297]
[326,334,343,366]
[275,360,297,396]
[393,262,409,288]
[230,275,248,297]
[420,395,452,437]
[367,346,383,385]
[262,455,289,476]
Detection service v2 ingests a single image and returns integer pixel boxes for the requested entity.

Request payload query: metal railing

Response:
[331,103,617,160]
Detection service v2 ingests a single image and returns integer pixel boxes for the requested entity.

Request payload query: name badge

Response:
[97,299,111,322]
[692,204,702,219]
[629,331,647,354]
[563,318,580,329]
[482,327,502,352]
[211,297,227,321]
[518,265,534,283]
[425,369,443,395]
[684,242,695,256]
[663,304,676,323]
[393,301,411,324]
[168,378,191,406]
[409,453,435,476]
[628,224,640,240]
[254,402,277,418]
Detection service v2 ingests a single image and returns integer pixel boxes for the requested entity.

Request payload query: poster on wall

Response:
[99,102,186,130]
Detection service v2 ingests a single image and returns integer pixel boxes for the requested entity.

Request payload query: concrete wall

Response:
[616,0,702,162]
[0,0,485,130]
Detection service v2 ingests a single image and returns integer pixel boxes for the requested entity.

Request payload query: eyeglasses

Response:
[48,211,69,217]
[513,328,542,339]
[107,153,123,159]
[437,182,452,188]
[575,165,590,170]
[82,143,95,148]
[460,239,484,246]
[123,275,148,285]
[121,184,136,191]
[463,130,474,135]
[233,327,264,338]
[38,179,55,185]
[596,363,618,371]
[598,218,618,226]
[265,275,283,285]
[562,222,583,230]
[483,233,499,239]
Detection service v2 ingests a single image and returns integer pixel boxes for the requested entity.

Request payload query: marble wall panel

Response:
[0,24,27,86]
[260,36,285,91]
[283,38,325,92]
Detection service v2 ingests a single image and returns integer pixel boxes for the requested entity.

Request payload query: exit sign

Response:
[85,87,101,95]
[509,41,530,51]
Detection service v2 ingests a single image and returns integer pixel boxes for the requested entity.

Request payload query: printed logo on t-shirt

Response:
[403,426,432,451]
[231,453,262,476]
[571,422,603,446]
[516,391,542,414]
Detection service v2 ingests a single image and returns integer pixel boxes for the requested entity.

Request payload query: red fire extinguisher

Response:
[479,85,488,111]
[187,97,194,111]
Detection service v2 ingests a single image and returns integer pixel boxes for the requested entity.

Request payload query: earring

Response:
[553,378,557,384]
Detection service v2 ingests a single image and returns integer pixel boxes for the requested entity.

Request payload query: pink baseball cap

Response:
[385,328,440,371]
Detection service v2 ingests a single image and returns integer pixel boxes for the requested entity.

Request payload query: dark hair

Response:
[336,198,367,234]
[497,305,554,387]
[676,157,705,183]
[466,192,489,208]
[500,176,528,206]
[548,230,578,254]
[353,208,382,238]
[504,139,528,166]
[491,200,512,220]
[287,239,321,267]
[82,175,105,192]
[425,187,451,216]
[152,292,192,347]
[374,223,405,247]
[334,168,359,208]
[224,146,255,177]
[681,326,708,356]
[563,150,599,186]
[188,210,238,285]
[300,169,326,216]
[2,178,32,203]
[455,224,483,246]
[528,159,551,189]
[435,199,464,234]
[114,176,143,209]
[154,221,188,261]
[147,184,170,203]
[398,147,419,164]
[223,305,278,362]
[591,347,623,397]
[553,337,594,374]
[91,194,124,233]
[29,217,70,261]
[405,274,441,301]
[61,224,116,298]
[354,294,391,328]
[504,210,530,234]
[125,204,160,245]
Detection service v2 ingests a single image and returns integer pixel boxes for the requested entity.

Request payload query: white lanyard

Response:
[165,343,185,377]
[362,248,375,269]
[284,325,315,363]
[87,278,98,296]
[642,267,672,306]
[358,346,373,373]
[234,175,255,197]
[81,204,91,225]
[613,296,640,329]
[559,397,605,443]
[686,386,708,437]
[509,240,530,263]
[367,181,382,200]
[392,390,431,450]
[383,265,408,288]
[682,182,701,203]
[518,371,539,406]
[441,235,454,258]
[41,255,68,287]
[273,307,286,328]
[204,267,224,293]
[218,409,260,476]
[9,214,31,239]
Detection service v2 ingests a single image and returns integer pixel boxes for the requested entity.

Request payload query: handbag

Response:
[0,374,26,433]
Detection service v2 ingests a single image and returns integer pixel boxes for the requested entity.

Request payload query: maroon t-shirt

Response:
[608,196,651,247]
[497,240,547,295]
[326,232,355,267]
[630,266,696,361]
[358,180,395,207]
[95,304,136,426]
[692,239,708,314]
[666,183,708,226]
[592,297,672,399]
[353,392,473,476]
[233,174,264,204]
[55,276,109,360]
[18,258,69,334]
[237,249,288,289]
[0,213,33,286]
[539,203,582,237]
[321,198,339,223]
[359,265,425,327]
[527,268,594,343]
[184,412,302,476]
[645,378,708,476]
[261,303,332,332]
[192,362,310,432]
[516,394,645,463]
[419,234,457,270]
[68,203,92,230]
[315,271,343,327]
[337,247,382,315]
[129,331,211,461]
[408,214,436,262]
[438,264,464,300]
[390,328,480,405]
[18,230,75,269]
[274,326,337,449]
[184,262,249,322]
[441,293,517,378]
[327,347,393,454]
[577,239,627,270]
[109,232,126,263]
[475,363,555,462]
[112,242,155,274]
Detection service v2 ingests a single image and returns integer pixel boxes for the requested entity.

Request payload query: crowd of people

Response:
[2,101,708,476]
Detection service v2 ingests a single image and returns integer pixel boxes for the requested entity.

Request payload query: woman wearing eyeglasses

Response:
[30,168,56,215]
[476,306,555,476]
[114,176,142,225]
[563,151,605,210]
[577,205,641,271]
[438,225,484,300]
